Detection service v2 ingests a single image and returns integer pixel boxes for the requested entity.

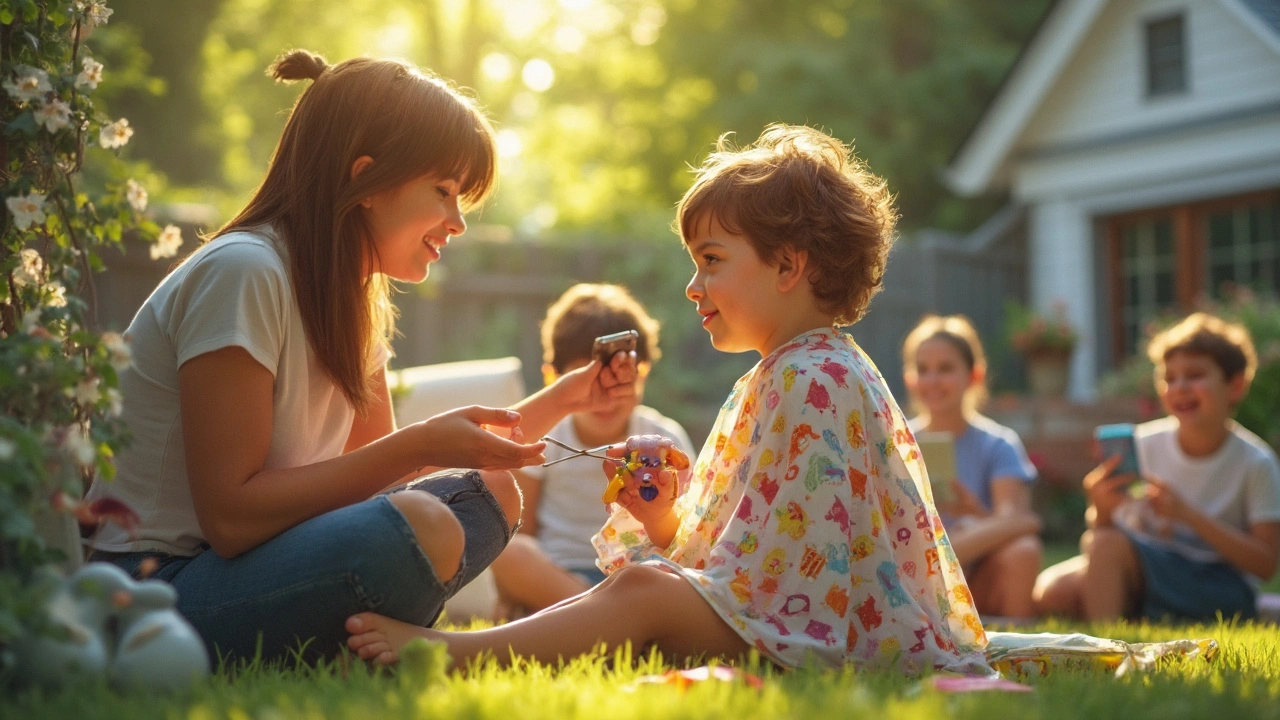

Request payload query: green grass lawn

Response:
[5,543,1277,719]
[4,617,1280,720]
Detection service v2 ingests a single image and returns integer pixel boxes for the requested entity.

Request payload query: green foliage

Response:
[4,618,1280,719]
[1,0,159,648]
[1098,289,1280,451]
[103,0,1048,236]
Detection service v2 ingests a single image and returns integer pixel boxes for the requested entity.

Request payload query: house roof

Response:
[945,0,1280,197]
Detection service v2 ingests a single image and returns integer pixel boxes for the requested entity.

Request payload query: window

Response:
[1106,191,1280,361]
[1145,14,1187,97]
[1206,199,1280,298]
[1117,216,1177,355]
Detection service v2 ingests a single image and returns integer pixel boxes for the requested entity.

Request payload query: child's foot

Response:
[345,612,433,665]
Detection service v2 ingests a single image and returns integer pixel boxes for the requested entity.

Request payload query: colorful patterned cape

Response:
[593,329,990,673]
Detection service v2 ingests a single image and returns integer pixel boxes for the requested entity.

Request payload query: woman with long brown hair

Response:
[82,50,634,663]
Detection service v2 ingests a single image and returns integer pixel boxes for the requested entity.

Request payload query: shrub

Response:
[1,1,163,648]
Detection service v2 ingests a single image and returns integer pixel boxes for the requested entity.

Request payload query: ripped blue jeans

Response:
[90,470,512,665]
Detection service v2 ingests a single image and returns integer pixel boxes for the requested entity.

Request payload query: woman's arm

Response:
[507,354,636,442]
[180,347,544,558]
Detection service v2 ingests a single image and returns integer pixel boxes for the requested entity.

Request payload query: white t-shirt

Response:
[1115,416,1280,581]
[521,406,695,570]
[85,230,386,556]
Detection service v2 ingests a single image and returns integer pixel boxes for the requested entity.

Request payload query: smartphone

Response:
[915,431,958,505]
[1095,423,1142,481]
[593,330,638,366]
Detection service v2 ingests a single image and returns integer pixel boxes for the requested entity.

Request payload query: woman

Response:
[83,49,634,663]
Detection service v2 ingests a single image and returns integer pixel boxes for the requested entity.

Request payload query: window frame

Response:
[1143,12,1189,99]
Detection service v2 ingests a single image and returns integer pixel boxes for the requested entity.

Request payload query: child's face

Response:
[364,173,466,282]
[907,338,975,416]
[684,217,789,356]
[1156,351,1245,430]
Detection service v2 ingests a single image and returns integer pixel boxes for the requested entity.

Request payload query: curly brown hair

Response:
[1148,312,1257,384]
[676,124,898,326]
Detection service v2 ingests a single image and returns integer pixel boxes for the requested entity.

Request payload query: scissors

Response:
[540,436,615,467]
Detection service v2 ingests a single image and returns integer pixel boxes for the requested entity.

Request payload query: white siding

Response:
[1028,200,1098,401]
[1020,0,1280,149]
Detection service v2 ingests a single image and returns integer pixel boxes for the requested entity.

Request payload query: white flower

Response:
[6,192,47,231]
[151,224,183,260]
[76,57,104,90]
[99,118,133,149]
[21,308,42,333]
[125,179,147,212]
[12,248,44,287]
[34,98,72,133]
[78,1,114,28]
[62,427,96,468]
[101,331,132,371]
[3,65,51,103]
[0,437,14,461]
[105,388,123,417]
[68,377,101,406]
[46,281,68,308]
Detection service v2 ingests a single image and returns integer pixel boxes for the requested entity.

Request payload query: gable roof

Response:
[945,0,1280,197]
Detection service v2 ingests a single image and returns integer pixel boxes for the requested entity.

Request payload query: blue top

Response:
[911,414,1037,514]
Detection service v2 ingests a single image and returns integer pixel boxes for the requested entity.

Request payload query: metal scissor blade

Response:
[539,437,616,467]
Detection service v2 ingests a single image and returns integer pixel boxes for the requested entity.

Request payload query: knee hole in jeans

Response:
[478,469,522,533]
[388,490,465,585]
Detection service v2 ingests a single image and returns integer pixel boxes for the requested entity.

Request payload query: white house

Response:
[946,0,1280,400]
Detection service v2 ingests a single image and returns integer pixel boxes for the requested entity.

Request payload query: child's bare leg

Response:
[1032,554,1087,618]
[1080,527,1144,620]
[347,564,750,667]
[490,534,590,613]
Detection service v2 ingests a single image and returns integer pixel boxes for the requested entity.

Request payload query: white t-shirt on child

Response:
[1117,416,1280,581]
[520,407,695,571]
[85,229,387,556]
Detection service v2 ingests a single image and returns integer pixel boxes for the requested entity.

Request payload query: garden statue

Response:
[10,562,209,691]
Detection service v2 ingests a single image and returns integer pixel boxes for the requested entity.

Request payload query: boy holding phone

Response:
[488,284,695,616]
[1034,313,1280,621]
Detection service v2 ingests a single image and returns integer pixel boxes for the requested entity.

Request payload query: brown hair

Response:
[541,283,661,374]
[902,314,989,415]
[676,124,898,326]
[212,49,496,412]
[1148,312,1257,384]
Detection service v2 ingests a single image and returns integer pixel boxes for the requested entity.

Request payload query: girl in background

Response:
[902,315,1042,619]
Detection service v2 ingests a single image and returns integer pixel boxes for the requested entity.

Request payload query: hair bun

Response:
[269,49,328,82]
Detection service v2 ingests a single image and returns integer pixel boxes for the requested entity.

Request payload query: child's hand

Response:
[552,353,638,414]
[938,480,988,518]
[600,444,680,528]
[1145,476,1190,521]
[1083,455,1135,516]
[416,406,547,470]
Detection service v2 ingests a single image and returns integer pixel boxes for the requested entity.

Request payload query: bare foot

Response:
[345,612,434,665]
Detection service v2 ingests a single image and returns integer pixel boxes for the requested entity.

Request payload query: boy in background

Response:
[489,283,695,615]
[1034,312,1280,621]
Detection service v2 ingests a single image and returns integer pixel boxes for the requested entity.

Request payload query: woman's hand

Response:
[413,406,546,470]
[552,352,638,414]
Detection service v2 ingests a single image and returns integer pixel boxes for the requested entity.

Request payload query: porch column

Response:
[1028,198,1096,401]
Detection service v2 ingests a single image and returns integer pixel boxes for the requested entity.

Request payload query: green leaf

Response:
[0,9,14,24]
[4,112,38,138]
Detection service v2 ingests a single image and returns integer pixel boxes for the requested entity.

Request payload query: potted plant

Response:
[1005,300,1078,397]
